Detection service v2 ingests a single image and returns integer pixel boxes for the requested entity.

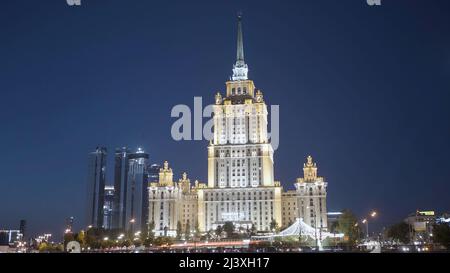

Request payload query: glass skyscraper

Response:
[113,147,130,230]
[103,185,115,230]
[148,163,161,183]
[86,147,107,228]
[125,148,149,234]
[113,147,150,234]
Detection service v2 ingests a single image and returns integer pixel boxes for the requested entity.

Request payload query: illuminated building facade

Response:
[148,161,206,236]
[281,156,328,231]
[86,147,107,228]
[103,185,115,230]
[197,15,283,232]
[125,148,149,233]
[113,147,130,230]
[146,17,329,236]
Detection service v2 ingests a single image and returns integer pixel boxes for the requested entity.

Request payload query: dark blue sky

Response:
[1,0,449,237]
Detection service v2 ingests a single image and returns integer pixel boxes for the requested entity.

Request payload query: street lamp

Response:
[362,219,368,238]
[361,210,377,239]
[129,218,136,234]
[307,206,318,250]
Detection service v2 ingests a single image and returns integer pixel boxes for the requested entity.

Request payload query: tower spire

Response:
[236,13,244,64]
[232,13,248,81]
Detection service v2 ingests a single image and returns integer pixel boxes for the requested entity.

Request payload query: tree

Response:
[251,223,257,236]
[38,242,48,252]
[176,221,183,240]
[185,220,191,240]
[194,221,201,239]
[335,209,362,247]
[76,230,86,248]
[215,225,224,238]
[148,221,155,242]
[63,233,75,247]
[270,219,279,232]
[206,229,213,240]
[386,222,411,244]
[223,221,235,238]
[153,237,165,246]
[433,223,450,249]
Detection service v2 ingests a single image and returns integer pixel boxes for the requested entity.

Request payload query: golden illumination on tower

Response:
[159,160,174,186]
[178,172,191,193]
[297,155,324,183]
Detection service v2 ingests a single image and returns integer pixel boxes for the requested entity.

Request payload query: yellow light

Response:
[371,211,377,217]
[362,219,367,224]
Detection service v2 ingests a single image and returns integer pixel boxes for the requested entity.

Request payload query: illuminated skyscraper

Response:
[86,147,107,228]
[125,148,149,234]
[19,220,26,240]
[113,147,130,229]
[198,15,282,232]
[145,16,330,237]
[148,163,161,183]
[103,185,115,230]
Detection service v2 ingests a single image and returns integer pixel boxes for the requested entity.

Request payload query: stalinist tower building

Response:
[197,16,283,232]
[146,16,329,236]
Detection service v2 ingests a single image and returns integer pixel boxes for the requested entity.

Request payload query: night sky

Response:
[1,0,449,238]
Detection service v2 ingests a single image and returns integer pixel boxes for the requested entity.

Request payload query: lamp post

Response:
[361,211,377,239]
[307,206,318,250]
[298,218,303,248]
[362,219,368,238]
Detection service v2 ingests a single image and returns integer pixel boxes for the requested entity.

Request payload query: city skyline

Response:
[1,0,450,238]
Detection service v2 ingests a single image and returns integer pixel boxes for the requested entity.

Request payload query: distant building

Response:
[65,217,74,233]
[281,156,328,231]
[19,220,26,240]
[148,164,161,183]
[0,230,21,246]
[437,213,450,225]
[113,147,130,230]
[326,212,343,231]
[125,148,149,234]
[148,161,205,236]
[404,210,436,244]
[103,186,115,230]
[86,147,107,228]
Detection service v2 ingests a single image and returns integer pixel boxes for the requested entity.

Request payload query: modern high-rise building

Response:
[113,147,130,230]
[125,148,149,234]
[86,147,107,228]
[19,220,26,240]
[103,185,115,230]
[0,230,21,246]
[65,216,74,233]
[148,164,161,183]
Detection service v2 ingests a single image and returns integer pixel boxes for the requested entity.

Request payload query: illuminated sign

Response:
[417,211,435,216]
